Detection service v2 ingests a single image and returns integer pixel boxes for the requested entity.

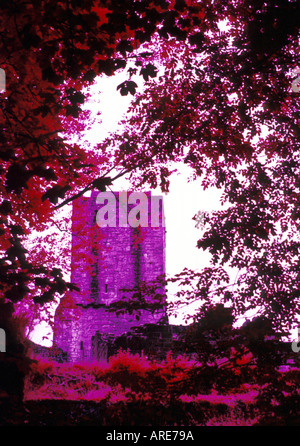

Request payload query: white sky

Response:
[81,73,226,322]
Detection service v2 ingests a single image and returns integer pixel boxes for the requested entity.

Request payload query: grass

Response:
[21,351,300,426]
[22,353,263,425]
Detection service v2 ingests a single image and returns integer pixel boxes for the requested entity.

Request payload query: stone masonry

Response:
[53,190,168,362]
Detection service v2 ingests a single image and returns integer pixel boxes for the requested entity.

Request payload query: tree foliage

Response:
[0,0,299,339]
[97,0,300,335]
[0,0,203,312]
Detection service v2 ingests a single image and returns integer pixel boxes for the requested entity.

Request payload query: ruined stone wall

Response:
[54,191,167,362]
[55,306,166,362]
[111,323,174,361]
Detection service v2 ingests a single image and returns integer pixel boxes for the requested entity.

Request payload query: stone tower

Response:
[54,190,167,362]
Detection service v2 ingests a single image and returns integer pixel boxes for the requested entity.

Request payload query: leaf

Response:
[140,64,158,81]
[82,69,97,82]
[139,51,154,58]
[6,244,27,262]
[116,40,134,57]
[33,166,58,182]
[188,32,204,48]
[5,164,32,194]
[70,91,85,105]
[5,284,30,302]
[92,177,112,191]
[117,80,138,96]
[41,185,72,204]
[35,277,51,288]
[0,200,12,215]
[10,224,25,236]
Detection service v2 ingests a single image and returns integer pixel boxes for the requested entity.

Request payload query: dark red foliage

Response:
[97,1,300,334]
[0,0,206,311]
[0,0,299,341]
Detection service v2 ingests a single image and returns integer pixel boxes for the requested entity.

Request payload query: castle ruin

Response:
[53,190,170,362]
